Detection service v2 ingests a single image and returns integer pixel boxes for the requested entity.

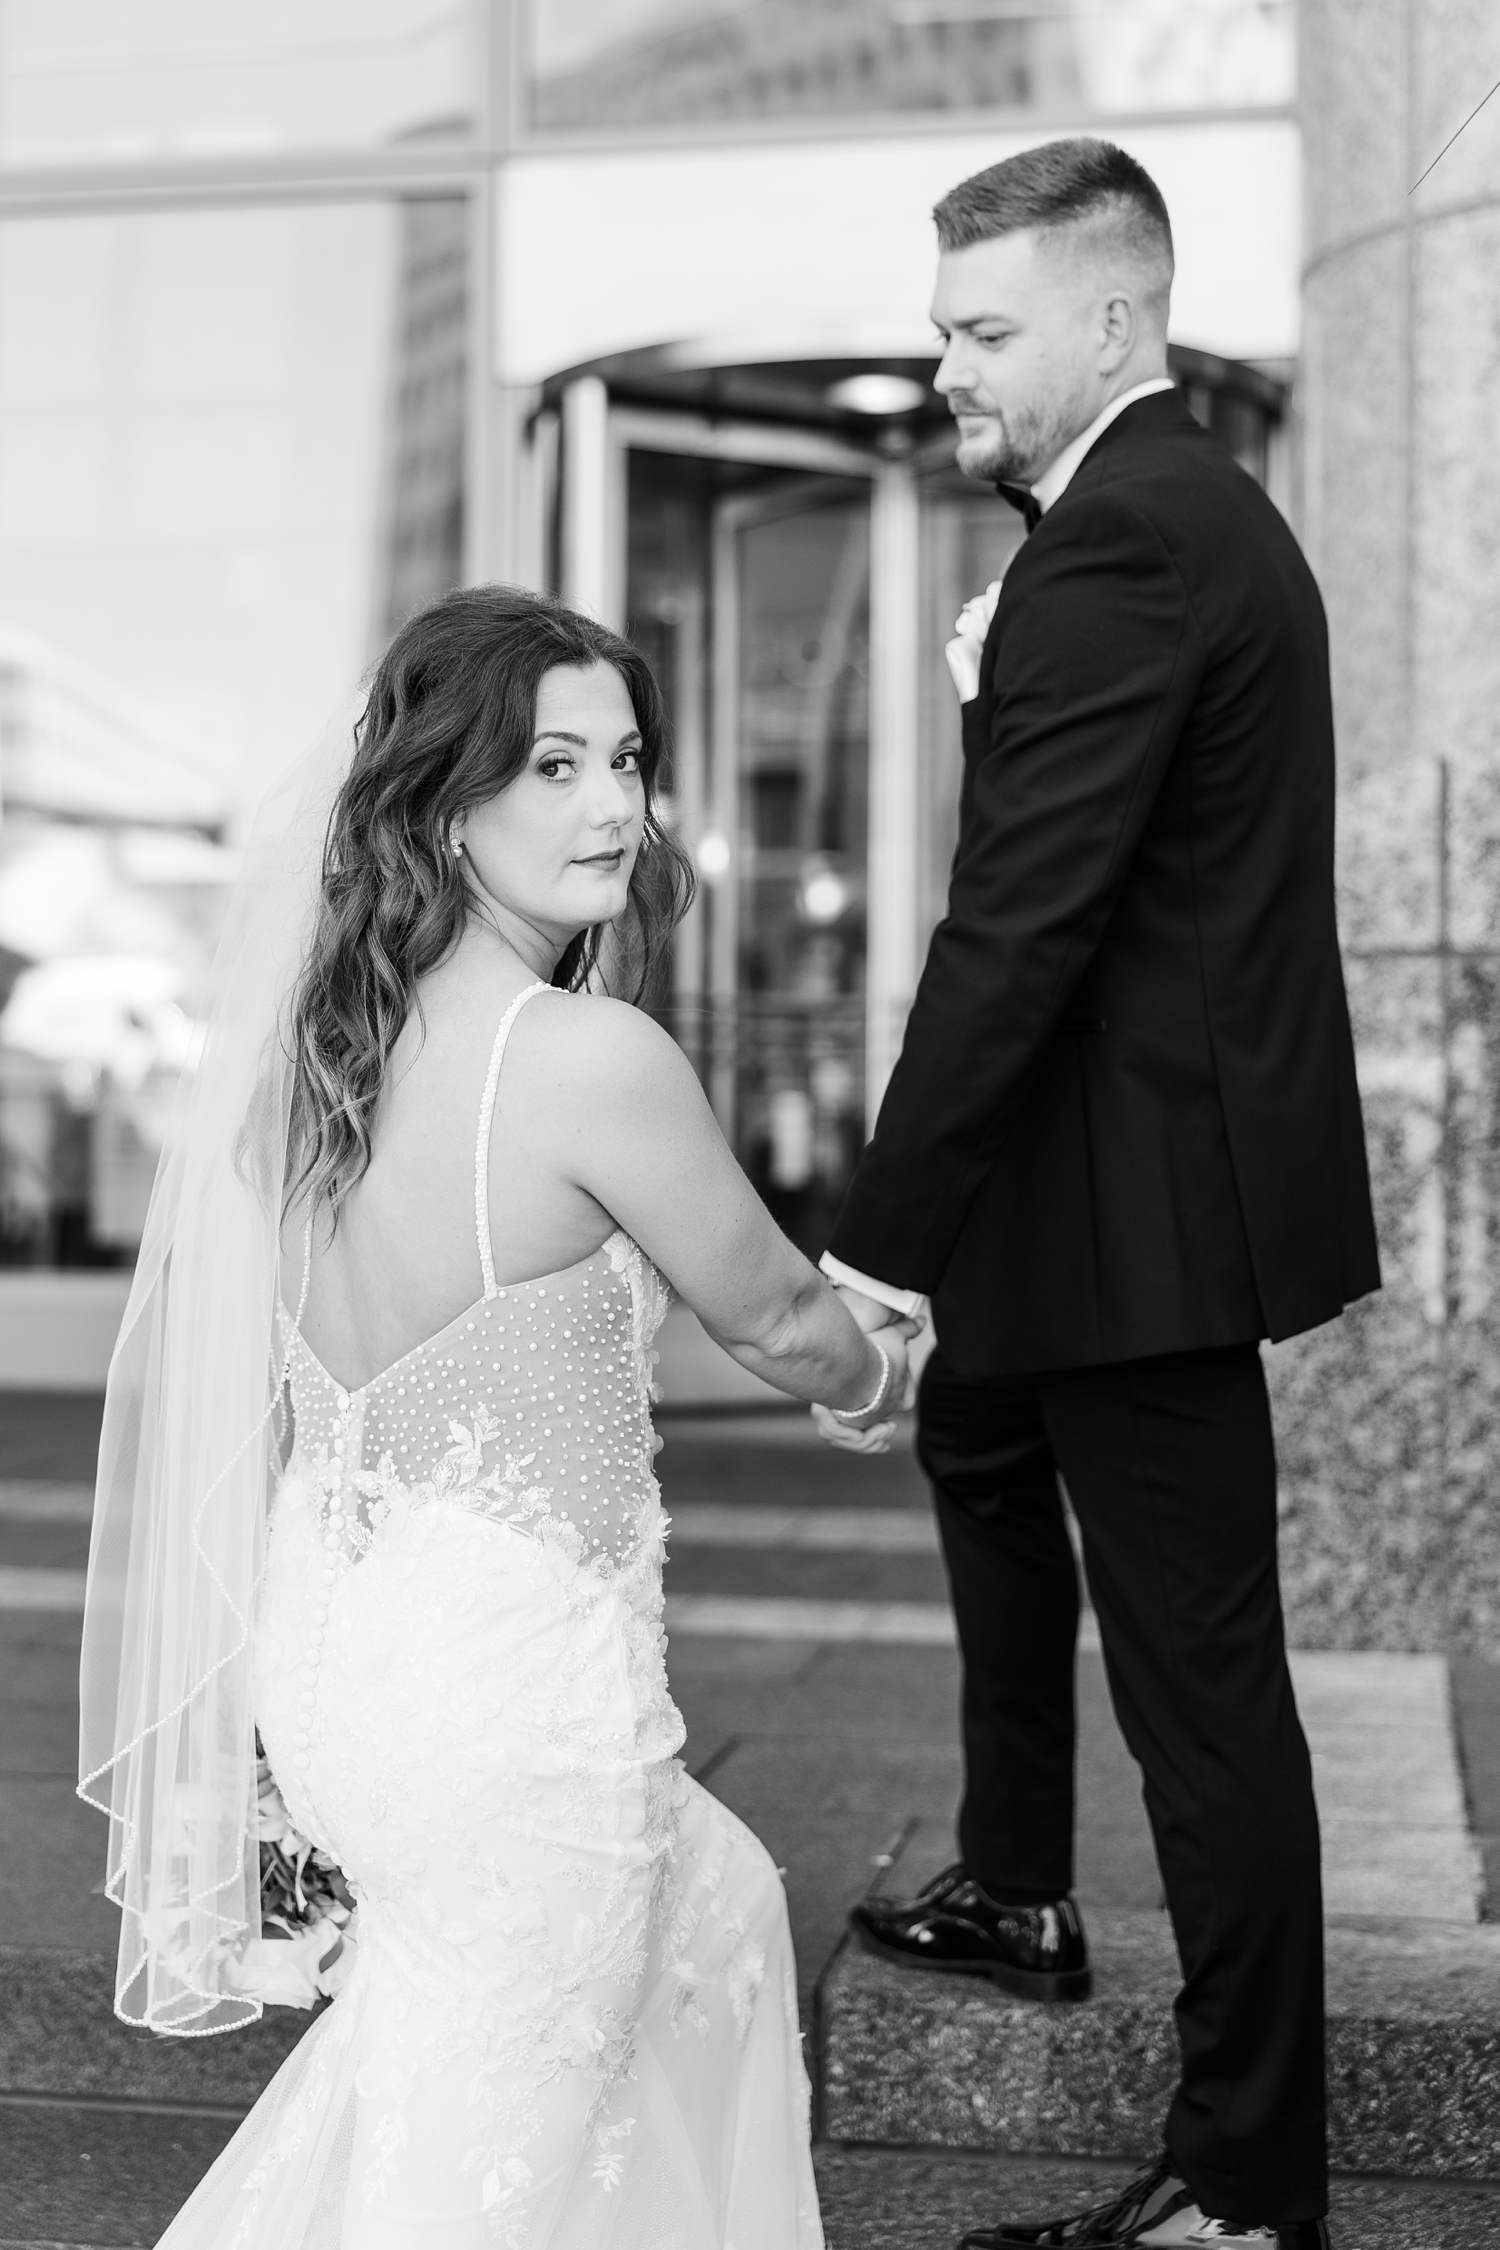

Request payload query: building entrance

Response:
[596,399,967,1255]
[539,350,1284,1254]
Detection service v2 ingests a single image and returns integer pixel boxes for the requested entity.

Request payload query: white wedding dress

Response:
[157,984,824,2250]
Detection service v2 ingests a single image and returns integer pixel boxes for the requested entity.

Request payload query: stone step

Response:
[0,1947,301,2112]
[818,1911,1500,2182]
[813,2146,1500,2250]
[7,2138,1500,2250]
[0,2097,238,2249]
[10,1934,1500,2239]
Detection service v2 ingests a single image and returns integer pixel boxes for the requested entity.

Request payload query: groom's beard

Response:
[949,385,1088,487]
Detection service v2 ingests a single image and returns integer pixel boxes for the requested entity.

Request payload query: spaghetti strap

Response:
[278,1213,314,1350]
[474,980,551,1299]
[296,1216,313,1324]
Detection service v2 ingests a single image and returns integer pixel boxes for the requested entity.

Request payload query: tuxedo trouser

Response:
[917,1341,1326,2225]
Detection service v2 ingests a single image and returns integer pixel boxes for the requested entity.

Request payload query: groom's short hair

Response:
[934,138,1173,314]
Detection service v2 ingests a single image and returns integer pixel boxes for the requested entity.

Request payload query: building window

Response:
[522,0,1294,138]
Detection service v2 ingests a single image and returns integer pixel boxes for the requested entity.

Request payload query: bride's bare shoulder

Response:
[513,990,699,1107]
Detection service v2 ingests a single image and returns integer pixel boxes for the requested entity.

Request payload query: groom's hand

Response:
[831,1282,928,1413]
[832,1281,908,1335]
[813,1301,925,1451]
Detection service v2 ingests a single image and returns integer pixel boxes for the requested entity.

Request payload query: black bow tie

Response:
[996,479,1042,533]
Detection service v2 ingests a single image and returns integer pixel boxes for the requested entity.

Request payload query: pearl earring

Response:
[449,822,465,858]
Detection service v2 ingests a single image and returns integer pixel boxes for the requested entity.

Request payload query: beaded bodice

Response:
[282,1229,669,1577]
[280,979,670,1573]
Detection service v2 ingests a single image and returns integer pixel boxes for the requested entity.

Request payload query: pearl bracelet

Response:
[827,1338,894,1424]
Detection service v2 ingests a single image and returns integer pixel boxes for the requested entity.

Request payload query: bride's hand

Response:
[810,1318,921,1455]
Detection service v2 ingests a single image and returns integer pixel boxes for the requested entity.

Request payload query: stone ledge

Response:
[817,1912,1500,2180]
[0,1947,305,2110]
[813,2146,1500,2250]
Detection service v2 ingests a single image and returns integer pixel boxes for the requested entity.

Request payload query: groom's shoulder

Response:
[1097,415,1297,547]
[1043,420,1311,597]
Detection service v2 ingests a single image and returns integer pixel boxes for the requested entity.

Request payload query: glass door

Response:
[615,413,919,1257]
[710,477,871,1250]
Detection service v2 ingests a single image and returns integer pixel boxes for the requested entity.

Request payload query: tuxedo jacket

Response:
[827,388,1380,1375]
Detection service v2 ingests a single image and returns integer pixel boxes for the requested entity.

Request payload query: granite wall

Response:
[1283,1,1500,1650]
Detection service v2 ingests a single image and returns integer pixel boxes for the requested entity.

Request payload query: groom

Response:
[819,140,1378,2248]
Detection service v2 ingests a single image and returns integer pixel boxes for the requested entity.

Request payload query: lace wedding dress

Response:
[157,983,824,2249]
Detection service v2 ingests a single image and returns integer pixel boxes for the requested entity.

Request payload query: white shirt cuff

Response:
[818,1253,928,1321]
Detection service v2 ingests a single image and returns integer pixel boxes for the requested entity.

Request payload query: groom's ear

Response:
[1097,286,1141,373]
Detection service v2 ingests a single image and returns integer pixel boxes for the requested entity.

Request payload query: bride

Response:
[78,586,916,2247]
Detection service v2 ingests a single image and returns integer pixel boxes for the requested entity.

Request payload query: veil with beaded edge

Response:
[77,697,360,2034]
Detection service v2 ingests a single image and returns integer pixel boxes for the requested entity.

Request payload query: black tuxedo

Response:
[829,387,1379,1373]
[827,392,1374,2226]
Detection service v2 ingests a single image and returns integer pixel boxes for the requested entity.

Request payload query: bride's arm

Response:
[543,998,913,1419]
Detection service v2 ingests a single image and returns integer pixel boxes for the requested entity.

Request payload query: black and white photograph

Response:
[0,4,1497,2246]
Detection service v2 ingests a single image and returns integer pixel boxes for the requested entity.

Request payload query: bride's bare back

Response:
[296,940,608,1390]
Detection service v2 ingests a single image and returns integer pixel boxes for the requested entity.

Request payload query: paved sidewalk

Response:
[3,1399,1500,2247]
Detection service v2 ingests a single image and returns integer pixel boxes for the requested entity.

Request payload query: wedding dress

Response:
[156,981,824,2249]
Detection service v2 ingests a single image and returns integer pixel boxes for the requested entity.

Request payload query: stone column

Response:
[1301,0,1500,789]
[1283,2,1500,1653]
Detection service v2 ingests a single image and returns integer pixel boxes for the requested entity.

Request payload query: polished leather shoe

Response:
[847,1862,1090,2001]
[957,2149,1332,2248]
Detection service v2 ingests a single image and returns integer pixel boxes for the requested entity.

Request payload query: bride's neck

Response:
[457,888,566,985]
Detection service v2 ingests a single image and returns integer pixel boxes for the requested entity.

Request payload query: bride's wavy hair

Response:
[285,584,695,1223]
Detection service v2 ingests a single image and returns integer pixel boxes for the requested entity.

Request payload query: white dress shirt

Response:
[820,376,1178,1323]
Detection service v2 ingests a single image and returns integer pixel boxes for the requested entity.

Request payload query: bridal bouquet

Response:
[227,1738,359,2010]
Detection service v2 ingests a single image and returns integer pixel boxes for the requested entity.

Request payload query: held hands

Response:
[810,1304,924,1456]
[944,578,1003,704]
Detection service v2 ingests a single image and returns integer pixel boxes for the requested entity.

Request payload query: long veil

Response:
[78,701,358,2034]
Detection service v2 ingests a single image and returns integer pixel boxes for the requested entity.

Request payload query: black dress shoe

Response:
[847,1862,1090,2002]
[957,2148,1332,2247]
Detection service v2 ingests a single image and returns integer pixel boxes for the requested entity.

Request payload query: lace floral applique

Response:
[632,1488,670,1569]
[360,2107,410,2210]
[668,1956,712,2042]
[591,2113,634,2190]
[726,1940,767,2043]
[337,1408,561,1568]
[227,1955,363,2245]
[453,1995,639,2242]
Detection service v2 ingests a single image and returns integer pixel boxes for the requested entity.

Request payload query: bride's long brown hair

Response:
[286,585,695,1224]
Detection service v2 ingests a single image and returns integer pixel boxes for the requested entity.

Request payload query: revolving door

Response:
[539,350,1283,1254]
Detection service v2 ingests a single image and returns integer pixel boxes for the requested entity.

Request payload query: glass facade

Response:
[0,198,408,1266]
[524,0,1294,135]
[0,4,472,165]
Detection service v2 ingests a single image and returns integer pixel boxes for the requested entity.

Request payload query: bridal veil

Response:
[78,703,357,2033]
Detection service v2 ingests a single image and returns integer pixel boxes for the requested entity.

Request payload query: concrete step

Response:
[0,2097,238,2249]
[0,1947,302,2112]
[812,2146,1500,2250]
[818,1911,1500,2182]
[6,2136,1500,2249]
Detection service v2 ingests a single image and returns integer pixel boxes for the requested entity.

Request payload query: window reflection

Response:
[526,0,1294,133]
[0,200,408,1264]
[0,3,470,166]
[733,492,870,1246]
